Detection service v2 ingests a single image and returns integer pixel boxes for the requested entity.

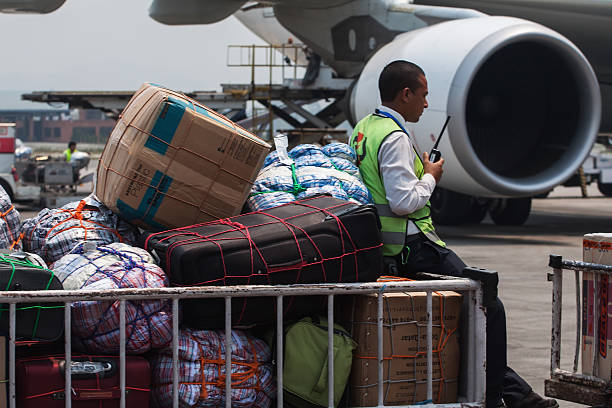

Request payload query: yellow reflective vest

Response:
[351,113,445,256]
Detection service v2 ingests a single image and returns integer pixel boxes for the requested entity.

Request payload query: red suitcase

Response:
[16,354,150,407]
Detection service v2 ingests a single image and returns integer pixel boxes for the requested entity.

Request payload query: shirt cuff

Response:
[421,173,437,190]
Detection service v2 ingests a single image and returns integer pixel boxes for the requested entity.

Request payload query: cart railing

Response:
[2,279,487,408]
[546,254,612,406]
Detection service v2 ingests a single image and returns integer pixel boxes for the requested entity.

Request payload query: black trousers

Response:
[390,234,532,408]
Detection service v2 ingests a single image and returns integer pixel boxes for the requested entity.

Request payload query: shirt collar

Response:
[376,105,406,128]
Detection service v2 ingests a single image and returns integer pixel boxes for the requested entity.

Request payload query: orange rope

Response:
[181,336,263,398]
[0,204,17,244]
[356,276,458,402]
[9,232,23,251]
[42,200,123,243]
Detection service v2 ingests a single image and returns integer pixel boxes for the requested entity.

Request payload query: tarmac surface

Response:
[439,184,612,407]
[17,183,611,407]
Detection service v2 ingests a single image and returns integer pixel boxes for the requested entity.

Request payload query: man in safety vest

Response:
[63,141,77,162]
[350,60,557,408]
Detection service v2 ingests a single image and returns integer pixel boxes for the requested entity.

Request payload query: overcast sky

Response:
[0,0,265,92]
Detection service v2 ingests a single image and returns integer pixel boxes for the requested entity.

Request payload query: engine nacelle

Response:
[350,16,601,197]
[0,0,65,13]
[149,0,247,25]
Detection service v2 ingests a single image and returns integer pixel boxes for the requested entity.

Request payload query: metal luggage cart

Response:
[1,278,487,408]
[546,254,612,406]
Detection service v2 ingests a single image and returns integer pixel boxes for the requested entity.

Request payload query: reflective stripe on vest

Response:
[352,113,445,256]
[375,203,445,247]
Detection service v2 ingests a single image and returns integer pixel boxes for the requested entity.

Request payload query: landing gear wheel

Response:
[489,197,532,226]
[466,198,488,224]
[430,188,472,225]
[597,180,612,197]
[534,190,552,199]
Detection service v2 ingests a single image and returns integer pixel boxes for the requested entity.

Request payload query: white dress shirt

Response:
[374,106,436,234]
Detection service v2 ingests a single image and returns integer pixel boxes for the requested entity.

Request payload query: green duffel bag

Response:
[283,316,357,408]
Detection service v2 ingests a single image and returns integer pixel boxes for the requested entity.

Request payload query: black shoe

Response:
[510,391,559,408]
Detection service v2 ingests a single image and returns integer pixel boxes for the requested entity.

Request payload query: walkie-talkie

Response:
[430,115,451,163]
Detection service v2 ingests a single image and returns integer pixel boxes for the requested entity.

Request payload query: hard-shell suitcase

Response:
[143,195,383,327]
[16,354,150,408]
[0,252,64,340]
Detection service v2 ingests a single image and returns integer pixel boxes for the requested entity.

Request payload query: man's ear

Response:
[401,87,412,102]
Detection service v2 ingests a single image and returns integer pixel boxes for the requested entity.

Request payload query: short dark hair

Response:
[378,60,425,102]
[68,141,76,148]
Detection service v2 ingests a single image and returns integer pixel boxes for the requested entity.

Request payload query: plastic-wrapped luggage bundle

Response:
[52,242,172,354]
[20,194,139,266]
[0,185,22,250]
[248,143,372,211]
[151,329,275,408]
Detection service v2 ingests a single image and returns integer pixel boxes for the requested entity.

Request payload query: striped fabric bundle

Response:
[0,185,22,250]
[21,194,139,266]
[152,329,275,408]
[52,242,172,354]
[249,143,371,211]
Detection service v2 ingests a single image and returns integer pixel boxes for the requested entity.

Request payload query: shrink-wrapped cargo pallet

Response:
[96,83,270,231]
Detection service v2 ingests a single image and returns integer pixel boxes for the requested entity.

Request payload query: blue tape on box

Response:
[145,96,188,155]
[116,170,173,230]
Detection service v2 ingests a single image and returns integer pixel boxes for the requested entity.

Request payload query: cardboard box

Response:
[347,291,461,406]
[582,233,612,380]
[96,83,270,230]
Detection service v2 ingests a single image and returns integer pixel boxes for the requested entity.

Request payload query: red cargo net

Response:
[147,200,382,285]
[145,198,382,326]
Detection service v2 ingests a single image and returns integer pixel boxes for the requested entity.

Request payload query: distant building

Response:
[0,91,115,143]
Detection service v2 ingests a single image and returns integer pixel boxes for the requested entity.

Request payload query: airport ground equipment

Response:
[546,255,612,407]
[0,124,37,202]
[0,277,487,408]
[13,153,93,208]
[0,123,94,207]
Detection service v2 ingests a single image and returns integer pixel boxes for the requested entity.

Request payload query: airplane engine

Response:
[350,16,601,199]
[0,0,65,13]
[149,0,247,25]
